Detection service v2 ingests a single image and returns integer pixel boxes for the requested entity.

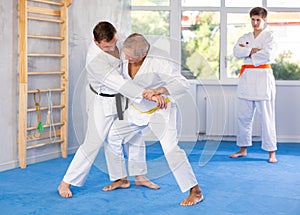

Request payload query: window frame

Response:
[131,0,300,85]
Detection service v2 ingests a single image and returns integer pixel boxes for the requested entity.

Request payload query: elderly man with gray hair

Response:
[103,33,204,206]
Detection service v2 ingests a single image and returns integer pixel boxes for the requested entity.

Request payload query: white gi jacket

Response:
[86,39,144,105]
[123,46,190,125]
[233,27,277,101]
[62,38,145,186]
[105,46,199,192]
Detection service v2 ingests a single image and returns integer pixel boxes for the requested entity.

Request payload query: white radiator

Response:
[205,95,261,136]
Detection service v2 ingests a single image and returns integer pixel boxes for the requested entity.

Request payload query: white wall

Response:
[184,82,300,143]
[0,0,18,171]
[0,0,299,172]
[0,0,130,171]
[275,84,300,142]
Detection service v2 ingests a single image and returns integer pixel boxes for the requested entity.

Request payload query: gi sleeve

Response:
[251,32,277,66]
[233,34,252,59]
[86,53,143,102]
[155,58,190,100]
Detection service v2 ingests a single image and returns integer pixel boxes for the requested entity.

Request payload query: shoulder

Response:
[86,49,107,65]
[261,29,276,42]
[148,46,172,63]
[261,28,274,37]
[86,42,101,64]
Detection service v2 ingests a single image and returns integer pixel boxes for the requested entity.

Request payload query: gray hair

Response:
[123,33,150,57]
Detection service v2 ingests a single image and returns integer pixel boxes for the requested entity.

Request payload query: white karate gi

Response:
[63,39,146,186]
[233,27,277,151]
[105,46,199,193]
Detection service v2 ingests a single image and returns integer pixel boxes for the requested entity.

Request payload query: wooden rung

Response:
[28,53,64,57]
[28,71,65,75]
[28,0,64,6]
[28,88,65,94]
[27,6,60,17]
[18,0,70,168]
[27,129,61,142]
[26,139,63,150]
[27,122,65,131]
[28,16,63,23]
[28,34,64,40]
[27,104,65,112]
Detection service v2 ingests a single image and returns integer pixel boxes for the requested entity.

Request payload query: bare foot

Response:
[102,178,130,191]
[269,151,278,163]
[180,185,203,206]
[134,175,160,190]
[229,147,247,158]
[58,181,72,198]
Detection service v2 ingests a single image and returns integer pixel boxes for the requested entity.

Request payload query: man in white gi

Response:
[229,7,278,163]
[103,33,204,206]
[58,22,162,198]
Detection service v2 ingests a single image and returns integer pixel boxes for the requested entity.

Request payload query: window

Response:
[267,0,300,7]
[130,0,300,81]
[131,0,169,6]
[181,11,220,79]
[182,0,220,7]
[268,12,300,80]
[225,0,261,7]
[131,11,170,37]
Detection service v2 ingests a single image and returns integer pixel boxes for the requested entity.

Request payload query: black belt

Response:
[89,84,124,120]
[89,84,116,97]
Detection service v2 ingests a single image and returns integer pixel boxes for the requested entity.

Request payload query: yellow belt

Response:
[131,97,171,114]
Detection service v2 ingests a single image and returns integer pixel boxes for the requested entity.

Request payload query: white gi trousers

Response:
[63,86,146,186]
[105,104,198,193]
[236,95,277,151]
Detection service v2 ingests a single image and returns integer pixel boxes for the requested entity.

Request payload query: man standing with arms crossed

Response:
[229,7,278,163]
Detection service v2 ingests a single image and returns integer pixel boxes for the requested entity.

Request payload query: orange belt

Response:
[239,64,271,77]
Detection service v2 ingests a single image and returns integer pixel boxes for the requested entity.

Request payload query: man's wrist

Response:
[156,87,169,95]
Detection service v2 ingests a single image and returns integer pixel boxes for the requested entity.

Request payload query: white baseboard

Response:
[0,160,19,172]
[143,134,198,142]
[0,146,78,172]
[1,136,298,173]
[200,135,300,143]
[277,135,300,143]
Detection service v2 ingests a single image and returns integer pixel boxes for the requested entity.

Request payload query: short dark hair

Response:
[93,21,116,43]
[249,7,268,19]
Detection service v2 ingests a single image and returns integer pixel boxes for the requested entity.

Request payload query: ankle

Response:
[135,175,145,181]
[240,147,247,153]
[269,151,276,155]
[61,181,70,187]
[191,185,201,194]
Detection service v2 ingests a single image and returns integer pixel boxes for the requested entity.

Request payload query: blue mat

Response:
[1,141,300,215]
